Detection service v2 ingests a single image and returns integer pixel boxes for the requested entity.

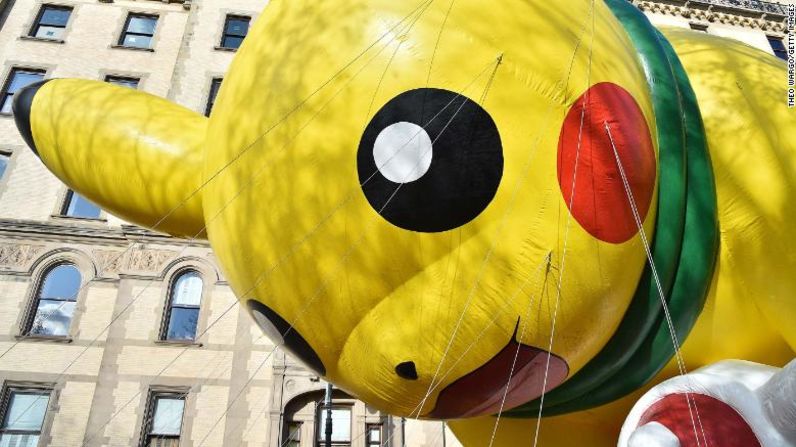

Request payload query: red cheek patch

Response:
[557,82,656,244]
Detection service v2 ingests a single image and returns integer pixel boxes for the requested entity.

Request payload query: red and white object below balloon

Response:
[619,359,796,447]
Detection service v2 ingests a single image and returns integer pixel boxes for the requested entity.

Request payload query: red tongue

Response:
[427,335,569,419]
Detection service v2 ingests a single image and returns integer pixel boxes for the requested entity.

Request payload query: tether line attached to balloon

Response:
[531,2,596,444]
[488,255,553,447]
[605,120,708,447]
[0,0,439,369]
[19,11,490,440]
[9,0,448,433]
[196,58,504,446]
[508,0,718,420]
[417,0,456,364]
[148,332,269,444]
[409,0,598,421]
[85,51,503,446]
[4,2,446,432]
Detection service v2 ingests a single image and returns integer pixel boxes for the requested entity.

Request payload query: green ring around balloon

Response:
[504,0,718,418]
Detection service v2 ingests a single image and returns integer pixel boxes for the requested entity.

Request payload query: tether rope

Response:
[409,0,596,425]
[532,2,595,445]
[82,53,499,446]
[605,121,708,447]
[3,0,442,431]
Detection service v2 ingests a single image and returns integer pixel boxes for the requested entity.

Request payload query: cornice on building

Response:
[634,0,790,34]
[0,217,209,247]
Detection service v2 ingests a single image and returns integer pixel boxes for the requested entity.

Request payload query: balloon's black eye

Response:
[357,88,503,233]
[247,300,326,375]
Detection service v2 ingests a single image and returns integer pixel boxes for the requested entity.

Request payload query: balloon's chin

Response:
[426,330,569,419]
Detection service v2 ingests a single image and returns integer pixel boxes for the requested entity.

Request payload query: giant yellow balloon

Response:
[12,0,794,445]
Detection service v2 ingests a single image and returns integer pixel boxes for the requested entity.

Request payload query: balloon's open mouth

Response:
[426,321,569,419]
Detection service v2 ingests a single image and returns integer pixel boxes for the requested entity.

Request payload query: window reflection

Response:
[163,270,202,341]
[61,190,101,219]
[28,263,80,337]
[0,389,51,445]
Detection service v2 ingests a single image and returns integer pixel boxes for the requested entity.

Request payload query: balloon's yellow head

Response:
[205,0,658,418]
[16,0,660,418]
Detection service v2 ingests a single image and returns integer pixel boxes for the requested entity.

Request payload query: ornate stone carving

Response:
[634,0,787,32]
[126,248,177,273]
[93,249,125,274]
[0,243,45,268]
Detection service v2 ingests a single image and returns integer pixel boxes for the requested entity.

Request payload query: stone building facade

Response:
[633,0,793,55]
[0,0,790,446]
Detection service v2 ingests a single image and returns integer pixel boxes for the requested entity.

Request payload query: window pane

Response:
[30,299,75,336]
[1,94,12,114]
[0,434,40,447]
[106,77,139,89]
[39,8,70,27]
[127,16,157,35]
[0,155,8,180]
[221,35,243,49]
[122,34,152,49]
[287,422,301,441]
[205,79,222,116]
[167,308,199,340]
[318,408,351,442]
[769,37,786,52]
[39,264,81,300]
[171,272,202,306]
[64,191,101,218]
[2,391,49,431]
[7,71,45,94]
[34,25,64,39]
[368,426,381,442]
[768,37,787,60]
[225,17,249,37]
[151,397,184,435]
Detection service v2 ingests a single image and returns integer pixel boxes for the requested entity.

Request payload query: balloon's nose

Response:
[12,79,50,158]
[395,361,419,381]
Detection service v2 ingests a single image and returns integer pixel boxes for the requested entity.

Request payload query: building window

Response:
[768,36,787,61]
[366,424,383,447]
[689,23,708,32]
[205,78,222,116]
[105,75,139,89]
[119,14,157,49]
[220,15,250,49]
[61,189,101,219]
[26,263,81,337]
[286,421,301,447]
[317,406,351,447]
[162,270,203,341]
[141,391,185,447]
[0,153,9,181]
[1,68,45,115]
[29,5,71,40]
[0,387,51,445]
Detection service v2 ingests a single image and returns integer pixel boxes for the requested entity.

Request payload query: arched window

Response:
[162,270,203,341]
[27,263,81,337]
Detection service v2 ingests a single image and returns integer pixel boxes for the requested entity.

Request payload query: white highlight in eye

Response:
[373,121,433,183]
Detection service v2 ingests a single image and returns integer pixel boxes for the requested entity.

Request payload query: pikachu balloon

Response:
[13,0,795,445]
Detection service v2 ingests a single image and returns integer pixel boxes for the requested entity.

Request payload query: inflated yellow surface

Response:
[30,80,206,237]
[449,26,796,447]
[204,0,656,416]
[23,1,795,445]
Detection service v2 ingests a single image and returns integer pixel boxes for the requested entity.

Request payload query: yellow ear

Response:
[15,79,206,238]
